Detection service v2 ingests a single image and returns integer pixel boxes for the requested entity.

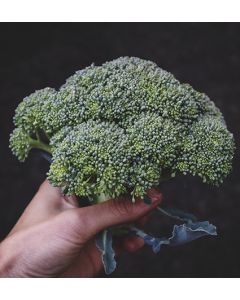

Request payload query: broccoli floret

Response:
[14,87,57,135]
[9,128,32,162]
[9,57,235,202]
[10,127,52,162]
[48,121,129,199]
[176,116,235,184]
[125,114,184,196]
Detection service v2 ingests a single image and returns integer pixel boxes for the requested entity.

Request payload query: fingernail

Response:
[143,195,152,205]
[149,191,162,200]
[145,194,162,205]
[135,196,161,209]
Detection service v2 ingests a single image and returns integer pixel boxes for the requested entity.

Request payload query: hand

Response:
[0,180,162,277]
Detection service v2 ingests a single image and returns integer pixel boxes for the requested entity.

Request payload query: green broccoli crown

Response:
[10,57,235,200]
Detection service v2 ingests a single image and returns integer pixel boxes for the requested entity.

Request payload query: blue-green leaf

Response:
[157,206,197,223]
[170,221,217,246]
[130,221,217,253]
[96,229,117,275]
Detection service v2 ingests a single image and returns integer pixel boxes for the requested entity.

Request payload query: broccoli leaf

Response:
[170,221,217,246]
[131,221,217,253]
[157,206,198,223]
[96,229,116,275]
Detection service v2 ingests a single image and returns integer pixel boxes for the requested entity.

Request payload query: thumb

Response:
[69,192,162,241]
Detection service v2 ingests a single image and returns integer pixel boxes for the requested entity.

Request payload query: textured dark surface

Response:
[0,23,239,277]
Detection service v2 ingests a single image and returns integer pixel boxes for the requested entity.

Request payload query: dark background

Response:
[0,23,239,277]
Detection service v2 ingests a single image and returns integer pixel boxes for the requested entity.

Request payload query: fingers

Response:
[67,192,162,241]
[37,179,62,202]
[60,239,103,277]
[136,213,151,227]
[37,180,79,209]
[61,235,145,277]
[57,189,162,277]
[147,187,162,202]
[123,236,145,253]
[9,180,78,235]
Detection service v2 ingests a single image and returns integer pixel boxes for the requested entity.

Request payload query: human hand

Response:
[0,180,162,277]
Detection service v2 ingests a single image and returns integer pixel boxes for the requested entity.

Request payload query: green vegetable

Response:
[10,57,235,203]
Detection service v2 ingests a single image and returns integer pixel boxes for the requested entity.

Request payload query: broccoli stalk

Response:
[29,137,52,154]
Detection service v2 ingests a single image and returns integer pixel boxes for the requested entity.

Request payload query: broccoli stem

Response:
[96,192,111,203]
[29,138,52,154]
[44,131,50,141]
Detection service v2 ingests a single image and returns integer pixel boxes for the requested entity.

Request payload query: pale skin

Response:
[0,180,162,277]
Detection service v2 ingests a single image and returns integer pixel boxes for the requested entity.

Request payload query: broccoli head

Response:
[10,57,235,202]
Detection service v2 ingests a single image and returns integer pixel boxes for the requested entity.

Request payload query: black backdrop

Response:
[0,23,239,277]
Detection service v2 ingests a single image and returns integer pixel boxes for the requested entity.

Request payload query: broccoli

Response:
[10,56,235,202]
[9,56,235,274]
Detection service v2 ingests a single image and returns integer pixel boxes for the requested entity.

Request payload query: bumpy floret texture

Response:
[10,128,32,162]
[48,121,130,198]
[10,57,235,200]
